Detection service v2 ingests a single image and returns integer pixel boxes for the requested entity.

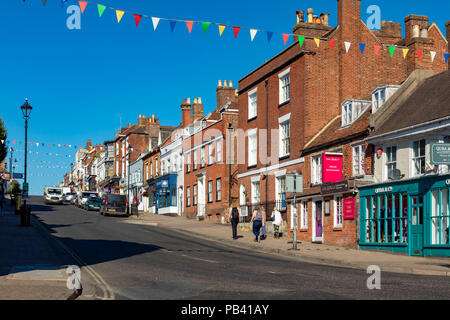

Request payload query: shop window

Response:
[431,189,450,245]
[300,200,308,229]
[334,196,343,228]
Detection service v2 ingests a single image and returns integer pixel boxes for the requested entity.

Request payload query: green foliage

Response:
[0,117,6,163]
[10,181,21,195]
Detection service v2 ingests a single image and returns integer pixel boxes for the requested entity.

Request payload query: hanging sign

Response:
[431,143,450,165]
[322,153,343,183]
[343,197,355,220]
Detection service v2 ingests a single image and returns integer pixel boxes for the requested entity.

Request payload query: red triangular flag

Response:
[417,49,423,60]
[374,45,381,56]
[185,21,194,33]
[134,14,142,27]
[329,40,336,50]
[233,26,240,38]
[78,1,87,14]
[282,34,290,45]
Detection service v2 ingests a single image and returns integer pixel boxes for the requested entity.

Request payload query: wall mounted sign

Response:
[322,153,343,183]
[431,143,450,165]
[321,180,349,195]
[375,186,393,194]
[343,198,355,220]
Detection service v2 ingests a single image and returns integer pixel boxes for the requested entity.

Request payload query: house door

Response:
[313,200,323,243]
[409,195,424,256]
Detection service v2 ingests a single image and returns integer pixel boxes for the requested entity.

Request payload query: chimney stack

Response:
[293,8,331,37]
[404,15,434,75]
[192,97,204,120]
[216,80,237,110]
[180,98,192,128]
[337,0,362,39]
[138,114,145,127]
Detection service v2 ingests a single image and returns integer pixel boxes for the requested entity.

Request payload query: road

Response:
[30,196,450,300]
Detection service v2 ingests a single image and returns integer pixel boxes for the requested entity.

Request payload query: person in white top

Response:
[271,208,283,239]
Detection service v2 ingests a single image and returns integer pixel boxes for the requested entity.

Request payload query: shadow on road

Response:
[30,204,55,212]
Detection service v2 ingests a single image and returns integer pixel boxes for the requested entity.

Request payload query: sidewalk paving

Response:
[0,197,85,300]
[124,212,450,277]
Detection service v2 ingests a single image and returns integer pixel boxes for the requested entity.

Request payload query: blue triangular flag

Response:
[267,31,273,43]
[170,20,177,32]
[359,43,366,55]
[444,53,449,64]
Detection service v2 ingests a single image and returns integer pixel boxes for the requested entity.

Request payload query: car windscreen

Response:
[82,193,98,198]
[106,194,126,203]
[48,189,62,195]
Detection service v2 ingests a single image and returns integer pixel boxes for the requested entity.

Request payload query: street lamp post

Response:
[20,98,32,227]
[127,145,132,215]
[227,123,234,207]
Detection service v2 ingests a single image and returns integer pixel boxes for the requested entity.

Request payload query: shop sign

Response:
[321,180,348,195]
[431,143,450,165]
[343,198,355,220]
[322,153,343,183]
[375,186,393,194]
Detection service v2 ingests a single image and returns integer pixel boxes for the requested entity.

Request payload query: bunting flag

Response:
[202,22,211,33]
[388,46,396,57]
[314,38,320,48]
[430,51,436,62]
[152,17,160,30]
[79,1,87,14]
[218,25,226,36]
[374,45,381,56]
[250,29,258,41]
[97,4,106,17]
[298,35,305,47]
[402,48,409,59]
[116,10,124,23]
[344,41,351,53]
[267,32,273,43]
[416,49,423,60]
[329,39,336,51]
[185,21,194,33]
[445,53,449,64]
[134,14,142,27]
[359,43,366,55]
[233,27,240,39]
[170,20,177,32]
[282,34,290,45]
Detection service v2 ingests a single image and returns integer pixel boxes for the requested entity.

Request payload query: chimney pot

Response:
[307,8,313,23]
[218,80,222,87]
[412,25,420,38]
[229,80,233,87]
[295,10,305,24]
[224,80,228,87]
[183,98,186,104]
[187,98,191,104]
[198,97,202,104]
[420,28,428,38]
[194,98,198,104]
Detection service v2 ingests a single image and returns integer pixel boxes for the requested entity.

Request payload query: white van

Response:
[44,187,64,205]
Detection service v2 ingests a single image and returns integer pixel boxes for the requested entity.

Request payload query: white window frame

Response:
[300,200,308,229]
[248,88,258,120]
[278,68,290,105]
[251,180,260,205]
[334,195,343,228]
[352,144,365,176]
[186,186,191,207]
[342,101,353,127]
[216,139,223,163]
[193,151,198,170]
[186,152,191,172]
[311,155,322,185]
[193,185,197,206]
[411,139,426,177]
[208,180,213,203]
[216,178,222,202]
[276,175,287,210]
[279,114,291,158]
[200,147,205,168]
[384,145,397,181]
[248,129,258,167]
[208,144,214,165]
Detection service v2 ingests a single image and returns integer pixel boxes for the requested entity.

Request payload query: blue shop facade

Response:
[148,174,178,215]
[359,174,450,257]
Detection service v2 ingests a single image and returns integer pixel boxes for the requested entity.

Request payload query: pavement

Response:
[123,212,450,277]
[0,196,88,300]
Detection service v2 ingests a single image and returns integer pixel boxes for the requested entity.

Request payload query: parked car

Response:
[86,197,102,211]
[44,187,64,205]
[64,192,76,204]
[77,192,99,209]
[100,194,128,217]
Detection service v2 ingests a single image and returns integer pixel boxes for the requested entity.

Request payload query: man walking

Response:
[228,200,241,240]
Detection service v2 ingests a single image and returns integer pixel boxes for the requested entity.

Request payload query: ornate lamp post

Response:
[20,98,32,226]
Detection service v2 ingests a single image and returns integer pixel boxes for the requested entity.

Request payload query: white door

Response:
[312,199,324,243]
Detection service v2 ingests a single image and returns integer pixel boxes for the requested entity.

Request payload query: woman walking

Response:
[271,207,283,239]
[227,201,241,240]
[250,206,265,242]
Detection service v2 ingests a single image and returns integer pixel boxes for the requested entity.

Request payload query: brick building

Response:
[236,0,448,239]
[183,81,240,222]
[142,148,161,213]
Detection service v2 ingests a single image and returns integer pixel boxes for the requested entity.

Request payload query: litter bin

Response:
[131,204,138,216]
[15,194,22,215]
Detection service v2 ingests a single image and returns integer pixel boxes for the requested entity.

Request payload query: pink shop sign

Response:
[322,153,343,183]
[343,198,356,220]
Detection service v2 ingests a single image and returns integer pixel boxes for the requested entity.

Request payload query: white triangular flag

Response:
[36,143,39,147]
[430,51,436,62]
[0,140,4,144]
[345,41,352,53]
[250,29,258,41]
[152,17,160,30]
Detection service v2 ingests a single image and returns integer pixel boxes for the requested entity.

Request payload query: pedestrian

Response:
[260,206,267,240]
[271,207,283,239]
[227,200,240,240]
[250,206,264,242]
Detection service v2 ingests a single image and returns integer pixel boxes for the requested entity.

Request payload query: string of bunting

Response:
[33,0,449,63]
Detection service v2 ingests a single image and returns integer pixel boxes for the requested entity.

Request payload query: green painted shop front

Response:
[359,174,450,257]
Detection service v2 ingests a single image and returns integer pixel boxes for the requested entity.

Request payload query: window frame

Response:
[216,178,222,202]
[311,155,322,185]
[208,180,213,203]
[352,144,365,177]
[278,68,291,105]
[248,129,258,167]
[411,139,426,177]
[300,200,308,230]
[279,114,291,158]
[248,88,258,120]
[186,186,191,207]
[193,184,198,206]
[384,145,397,181]
[334,195,344,228]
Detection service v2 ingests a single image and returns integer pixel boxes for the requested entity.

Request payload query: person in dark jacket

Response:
[227,200,241,240]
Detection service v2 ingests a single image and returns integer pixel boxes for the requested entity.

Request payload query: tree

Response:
[0,117,7,164]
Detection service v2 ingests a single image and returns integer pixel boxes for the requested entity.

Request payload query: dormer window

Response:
[372,85,400,113]
[341,99,371,127]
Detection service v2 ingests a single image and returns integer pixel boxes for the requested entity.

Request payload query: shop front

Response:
[153,174,178,215]
[359,174,450,257]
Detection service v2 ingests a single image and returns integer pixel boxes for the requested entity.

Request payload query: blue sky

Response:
[0,0,449,195]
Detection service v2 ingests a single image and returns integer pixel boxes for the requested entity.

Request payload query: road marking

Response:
[180,254,218,264]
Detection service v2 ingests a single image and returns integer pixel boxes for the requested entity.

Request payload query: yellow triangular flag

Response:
[314,38,320,47]
[116,10,125,23]
[218,25,226,37]
[402,48,409,59]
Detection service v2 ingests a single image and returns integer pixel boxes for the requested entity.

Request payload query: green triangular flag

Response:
[298,35,305,47]
[97,4,106,17]
[202,22,211,33]
[388,46,395,57]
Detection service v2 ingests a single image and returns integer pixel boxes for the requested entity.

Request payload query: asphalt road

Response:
[30,196,450,300]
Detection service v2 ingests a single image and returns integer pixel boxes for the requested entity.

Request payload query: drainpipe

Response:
[265,79,269,214]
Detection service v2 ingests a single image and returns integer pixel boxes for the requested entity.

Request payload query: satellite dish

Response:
[388,169,402,180]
